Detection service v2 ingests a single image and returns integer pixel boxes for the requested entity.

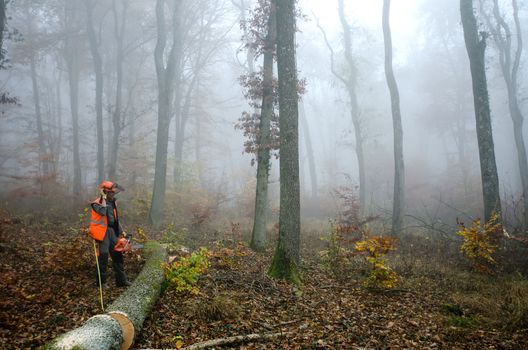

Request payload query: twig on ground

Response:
[142,331,292,350]
[259,318,302,330]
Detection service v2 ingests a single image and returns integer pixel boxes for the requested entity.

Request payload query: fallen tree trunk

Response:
[45,241,167,350]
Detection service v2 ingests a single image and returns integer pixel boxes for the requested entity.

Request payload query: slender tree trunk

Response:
[337,0,366,213]
[149,0,182,226]
[383,0,405,235]
[195,84,204,188]
[460,0,502,222]
[54,68,63,175]
[485,0,527,226]
[24,4,49,181]
[299,103,317,199]
[109,4,122,180]
[64,1,82,202]
[85,0,105,184]
[67,57,82,200]
[174,121,185,184]
[108,0,129,180]
[455,97,471,205]
[30,54,50,179]
[251,5,276,252]
[173,75,196,185]
[128,108,137,188]
[0,0,6,61]
[268,0,300,283]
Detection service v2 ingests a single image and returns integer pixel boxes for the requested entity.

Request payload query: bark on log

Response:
[45,241,167,350]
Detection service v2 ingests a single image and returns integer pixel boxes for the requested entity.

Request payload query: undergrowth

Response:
[163,248,210,294]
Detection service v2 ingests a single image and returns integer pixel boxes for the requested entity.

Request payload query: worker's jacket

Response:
[89,197,119,241]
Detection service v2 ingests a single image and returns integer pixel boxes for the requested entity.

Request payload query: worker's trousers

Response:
[96,227,128,286]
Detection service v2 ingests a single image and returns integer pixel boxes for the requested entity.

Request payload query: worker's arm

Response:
[91,199,108,217]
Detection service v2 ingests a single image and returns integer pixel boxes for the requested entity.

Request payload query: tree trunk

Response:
[268,0,300,283]
[85,0,105,184]
[485,0,527,227]
[64,1,82,202]
[383,0,405,236]
[128,107,137,189]
[173,73,196,186]
[460,0,502,222]
[0,0,5,62]
[251,5,276,252]
[23,3,50,184]
[149,0,182,226]
[30,52,50,179]
[46,241,167,350]
[299,103,317,199]
[51,68,63,176]
[108,0,130,181]
[337,0,366,213]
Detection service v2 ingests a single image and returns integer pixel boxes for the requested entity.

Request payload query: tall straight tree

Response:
[482,0,526,226]
[382,0,405,235]
[268,0,300,283]
[337,0,366,212]
[315,3,366,211]
[149,0,182,226]
[250,3,276,251]
[108,0,130,180]
[84,0,105,184]
[23,2,50,179]
[0,0,6,64]
[460,0,501,222]
[299,102,317,199]
[63,0,82,202]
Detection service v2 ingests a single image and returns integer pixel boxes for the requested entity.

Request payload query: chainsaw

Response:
[114,233,144,252]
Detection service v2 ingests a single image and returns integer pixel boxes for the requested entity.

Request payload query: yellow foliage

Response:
[135,226,148,243]
[163,248,210,294]
[456,212,501,274]
[355,236,398,289]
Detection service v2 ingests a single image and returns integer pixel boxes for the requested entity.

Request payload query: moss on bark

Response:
[268,244,301,284]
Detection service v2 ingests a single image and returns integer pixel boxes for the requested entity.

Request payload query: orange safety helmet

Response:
[99,181,124,194]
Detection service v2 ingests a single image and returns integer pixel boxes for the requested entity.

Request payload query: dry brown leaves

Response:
[135,242,528,349]
[1,218,526,349]
[0,218,144,349]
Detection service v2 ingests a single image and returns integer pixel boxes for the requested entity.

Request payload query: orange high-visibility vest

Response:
[89,197,118,241]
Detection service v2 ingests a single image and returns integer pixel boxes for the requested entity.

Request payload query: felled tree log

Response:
[45,241,167,350]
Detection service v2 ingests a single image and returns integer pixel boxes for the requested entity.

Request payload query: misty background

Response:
[0,0,526,233]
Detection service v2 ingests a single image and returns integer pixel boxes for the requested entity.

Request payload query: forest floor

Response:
[1,214,527,349]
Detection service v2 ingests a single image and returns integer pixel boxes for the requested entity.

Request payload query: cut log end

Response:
[108,311,134,350]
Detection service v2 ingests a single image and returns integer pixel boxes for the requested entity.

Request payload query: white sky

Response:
[300,0,421,61]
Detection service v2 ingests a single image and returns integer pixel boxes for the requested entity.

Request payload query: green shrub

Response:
[163,247,210,294]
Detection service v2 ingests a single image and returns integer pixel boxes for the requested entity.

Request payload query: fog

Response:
[0,0,527,232]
